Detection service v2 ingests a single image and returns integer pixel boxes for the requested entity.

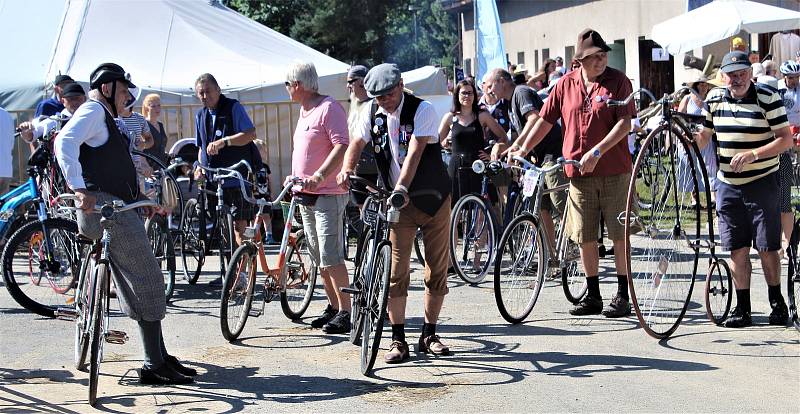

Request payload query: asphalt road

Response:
[0,249,798,413]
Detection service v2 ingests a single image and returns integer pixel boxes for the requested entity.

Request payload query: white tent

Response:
[651,0,800,55]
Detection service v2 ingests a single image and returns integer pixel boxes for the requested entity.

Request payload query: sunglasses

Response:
[284,81,293,87]
[346,78,360,85]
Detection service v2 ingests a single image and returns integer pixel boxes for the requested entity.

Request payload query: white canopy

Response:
[651,0,800,55]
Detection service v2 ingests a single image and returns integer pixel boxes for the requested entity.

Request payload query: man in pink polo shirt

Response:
[287,61,352,334]
[511,29,637,318]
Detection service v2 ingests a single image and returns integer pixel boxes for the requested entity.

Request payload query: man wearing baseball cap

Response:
[337,63,452,363]
[56,63,196,384]
[34,74,74,118]
[695,51,794,327]
[510,28,637,318]
[19,82,87,143]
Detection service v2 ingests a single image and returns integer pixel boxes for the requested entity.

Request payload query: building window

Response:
[542,48,550,62]
[517,52,525,65]
[565,46,575,64]
[465,58,472,76]
[534,50,539,72]
[608,39,626,72]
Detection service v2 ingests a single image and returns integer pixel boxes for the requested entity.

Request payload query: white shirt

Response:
[355,95,438,186]
[0,107,13,178]
[55,100,115,190]
[31,108,73,140]
[778,79,800,126]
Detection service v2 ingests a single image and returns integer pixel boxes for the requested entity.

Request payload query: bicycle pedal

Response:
[54,307,78,321]
[105,330,129,344]
[340,287,361,295]
[248,308,263,318]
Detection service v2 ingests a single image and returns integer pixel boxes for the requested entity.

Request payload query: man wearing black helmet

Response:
[55,63,196,385]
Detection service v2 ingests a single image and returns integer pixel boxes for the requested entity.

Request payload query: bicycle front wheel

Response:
[560,238,587,304]
[450,194,497,285]
[624,123,700,339]
[146,216,175,300]
[220,243,258,341]
[413,229,425,265]
[2,218,81,317]
[361,241,391,376]
[216,210,235,281]
[787,221,800,331]
[280,232,318,320]
[350,228,373,345]
[180,198,205,284]
[74,248,94,371]
[88,263,109,407]
[493,214,545,324]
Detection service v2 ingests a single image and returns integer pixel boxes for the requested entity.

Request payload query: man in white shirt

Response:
[337,63,453,364]
[0,107,13,194]
[18,82,86,144]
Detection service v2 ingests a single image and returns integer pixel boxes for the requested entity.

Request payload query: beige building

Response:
[446,0,800,97]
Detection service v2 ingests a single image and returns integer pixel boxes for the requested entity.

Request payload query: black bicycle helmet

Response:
[89,63,136,89]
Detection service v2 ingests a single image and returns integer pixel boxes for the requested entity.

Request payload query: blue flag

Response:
[474,0,506,83]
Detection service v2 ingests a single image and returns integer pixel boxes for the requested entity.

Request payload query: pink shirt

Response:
[291,96,349,195]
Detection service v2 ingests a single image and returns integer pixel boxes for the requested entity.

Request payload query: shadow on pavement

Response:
[0,368,85,414]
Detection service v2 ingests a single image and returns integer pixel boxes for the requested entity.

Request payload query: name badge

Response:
[521,169,540,197]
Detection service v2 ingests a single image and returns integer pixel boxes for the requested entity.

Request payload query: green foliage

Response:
[228,0,458,70]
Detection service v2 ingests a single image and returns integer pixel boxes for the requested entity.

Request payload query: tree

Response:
[227,0,309,36]
[384,0,459,71]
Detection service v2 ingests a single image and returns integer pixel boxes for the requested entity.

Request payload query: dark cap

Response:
[364,63,401,98]
[61,83,86,98]
[54,74,74,86]
[89,63,136,89]
[347,65,368,80]
[574,28,611,60]
[720,51,751,73]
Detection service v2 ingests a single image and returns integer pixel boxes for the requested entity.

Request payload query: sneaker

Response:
[310,304,337,328]
[569,296,603,316]
[322,310,351,334]
[384,340,410,364]
[723,307,752,328]
[139,364,194,385]
[769,301,789,326]
[602,294,631,318]
[418,334,451,355]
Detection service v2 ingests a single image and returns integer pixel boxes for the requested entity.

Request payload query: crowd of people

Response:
[0,25,798,389]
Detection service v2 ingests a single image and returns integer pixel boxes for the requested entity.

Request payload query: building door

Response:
[638,38,674,109]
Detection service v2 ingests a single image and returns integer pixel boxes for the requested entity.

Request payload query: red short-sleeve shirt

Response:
[540,67,636,177]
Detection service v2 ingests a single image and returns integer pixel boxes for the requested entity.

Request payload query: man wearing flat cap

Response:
[695,51,794,328]
[56,63,197,385]
[346,65,379,205]
[34,74,75,118]
[511,28,637,318]
[338,63,452,364]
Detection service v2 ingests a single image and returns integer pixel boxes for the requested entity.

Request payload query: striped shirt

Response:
[119,112,148,151]
[703,84,789,186]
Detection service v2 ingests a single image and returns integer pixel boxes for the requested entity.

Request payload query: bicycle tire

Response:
[413,229,425,265]
[787,220,800,331]
[350,228,373,345]
[361,241,391,376]
[74,247,94,371]
[1,218,81,317]
[145,216,175,300]
[624,122,700,339]
[450,194,497,285]
[216,210,235,283]
[493,214,545,324]
[180,198,205,284]
[705,259,732,325]
[88,262,109,407]
[280,232,318,320]
[560,238,587,304]
[220,243,258,341]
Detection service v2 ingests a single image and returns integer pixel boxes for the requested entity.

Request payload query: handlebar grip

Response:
[606,99,624,107]
[389,191,407,209]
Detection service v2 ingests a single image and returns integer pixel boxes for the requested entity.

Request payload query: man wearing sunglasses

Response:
[337,63,452,364]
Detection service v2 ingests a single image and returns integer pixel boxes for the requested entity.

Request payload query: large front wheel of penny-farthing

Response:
[450,194,498,284]
[624,123,700,339]
[361,241,391,376]
[88,263,109,407]
[787,219,800,331]
[280,232,318,320]
[705,258,732,325]
[493,213,545,324]
[219,243,257,341]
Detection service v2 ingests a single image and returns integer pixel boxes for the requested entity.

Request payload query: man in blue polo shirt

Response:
[34,74,74,118]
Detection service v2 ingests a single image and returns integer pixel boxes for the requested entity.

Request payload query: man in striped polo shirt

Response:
[696,51,794,328]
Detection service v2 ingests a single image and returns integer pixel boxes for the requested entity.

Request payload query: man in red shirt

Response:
[510,29,636,317]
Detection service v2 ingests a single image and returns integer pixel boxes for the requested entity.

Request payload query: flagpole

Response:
[473,0,478,77]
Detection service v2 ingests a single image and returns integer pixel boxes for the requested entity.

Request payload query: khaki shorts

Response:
[299,194,349,268]
[566,173,632,244]
[541,160,568,218]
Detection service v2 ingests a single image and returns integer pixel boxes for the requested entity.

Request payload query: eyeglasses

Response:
[284,81,293,87]
[459,90,474,96]
[346,78,360,85]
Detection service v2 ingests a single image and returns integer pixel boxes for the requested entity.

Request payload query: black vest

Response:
[198,94,260,172]
[370,93,451,216]
[79,104,139,202]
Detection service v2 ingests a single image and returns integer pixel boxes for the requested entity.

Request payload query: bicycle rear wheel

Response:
[220,243,258,341]
[450,194,497,285]
[624,123,700,339]
[493,214,545,324]
[560,238,587,304]
[180,198,205,284]
[350,228,372,345]
[280,232,318,320]
[74,248,94,371]
[88,263,109,407]
[216,210,235,282]
[145,216,175,300]
[361,242,391,376]
[1,218,81,317]
[705,259,732,325]
[413,229,425,265]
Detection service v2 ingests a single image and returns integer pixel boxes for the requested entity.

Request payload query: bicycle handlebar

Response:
[606,88,657,107]
[54,193,160,218]
[511,156,582,173]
